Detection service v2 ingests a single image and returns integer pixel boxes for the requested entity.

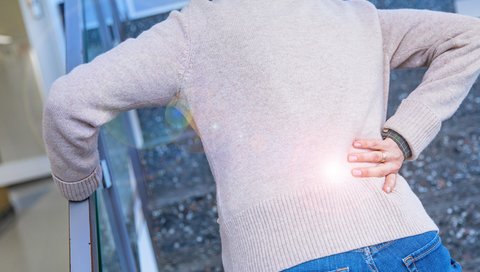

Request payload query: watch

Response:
[381,127,412,160]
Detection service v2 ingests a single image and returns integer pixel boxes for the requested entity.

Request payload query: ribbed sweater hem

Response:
[218,174,439,272]
[51,163,103,201]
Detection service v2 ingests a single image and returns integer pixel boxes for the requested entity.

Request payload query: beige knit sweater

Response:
[42,0,480,271]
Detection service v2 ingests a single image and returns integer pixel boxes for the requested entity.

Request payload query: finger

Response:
[351,163,394,177]
[353,138,386,150]
[383,173,397,194]
[348,150,403,163]
[348,150,386,163]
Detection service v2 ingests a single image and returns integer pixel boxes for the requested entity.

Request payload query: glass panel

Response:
[81,0,139,270]
[82,0,223,270]
[95,189,122,272]
[120,2,223,270]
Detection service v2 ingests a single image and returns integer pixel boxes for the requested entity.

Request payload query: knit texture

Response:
[42,0,480,270]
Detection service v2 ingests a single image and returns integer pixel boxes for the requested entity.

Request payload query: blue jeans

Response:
[282,231,462,272]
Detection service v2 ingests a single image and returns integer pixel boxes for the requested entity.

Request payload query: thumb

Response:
[383,173,397,194]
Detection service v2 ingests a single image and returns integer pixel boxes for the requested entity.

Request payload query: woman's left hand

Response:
[347,138,405,194]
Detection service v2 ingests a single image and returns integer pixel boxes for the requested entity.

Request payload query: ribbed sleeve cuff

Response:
[51,163,102,201]
[383,99,441,161]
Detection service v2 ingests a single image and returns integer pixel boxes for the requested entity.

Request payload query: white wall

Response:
[0,0,65,184]
[17,0,66,97]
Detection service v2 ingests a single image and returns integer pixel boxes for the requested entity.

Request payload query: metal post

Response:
[92,0,113,49]
[108,0,124,43]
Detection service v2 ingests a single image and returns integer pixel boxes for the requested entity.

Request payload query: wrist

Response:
[381,127,412,160]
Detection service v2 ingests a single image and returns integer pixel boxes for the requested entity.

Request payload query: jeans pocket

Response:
[402,231,459,272]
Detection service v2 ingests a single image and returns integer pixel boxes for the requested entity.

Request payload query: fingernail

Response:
[349,155,357,161]
[354,142,361,147]
[385,187,391,193]
[352,169,362,176]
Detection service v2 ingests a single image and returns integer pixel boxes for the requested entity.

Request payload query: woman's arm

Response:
[377,8,480,161]
[42,9,192,201]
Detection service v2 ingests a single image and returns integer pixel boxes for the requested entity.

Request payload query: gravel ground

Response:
[94,0,480,271]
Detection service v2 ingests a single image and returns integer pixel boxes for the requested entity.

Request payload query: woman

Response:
[42,0,480,271]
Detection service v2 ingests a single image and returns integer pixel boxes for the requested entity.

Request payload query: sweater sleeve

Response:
[42,9,191,201]
[377,8,480,161]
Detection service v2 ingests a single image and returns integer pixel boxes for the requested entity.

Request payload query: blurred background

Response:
[0,0,479,271]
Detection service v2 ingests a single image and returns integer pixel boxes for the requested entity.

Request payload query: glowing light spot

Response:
[324,161,342,179]
[317,158,351,183]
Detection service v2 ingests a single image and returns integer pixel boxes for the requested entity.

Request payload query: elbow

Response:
[42,77,70,138]
[41,75,85,160]
[46,76,71,110]
[42,76,102,201]
[43,78,63,129]
[42,77,69,176]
